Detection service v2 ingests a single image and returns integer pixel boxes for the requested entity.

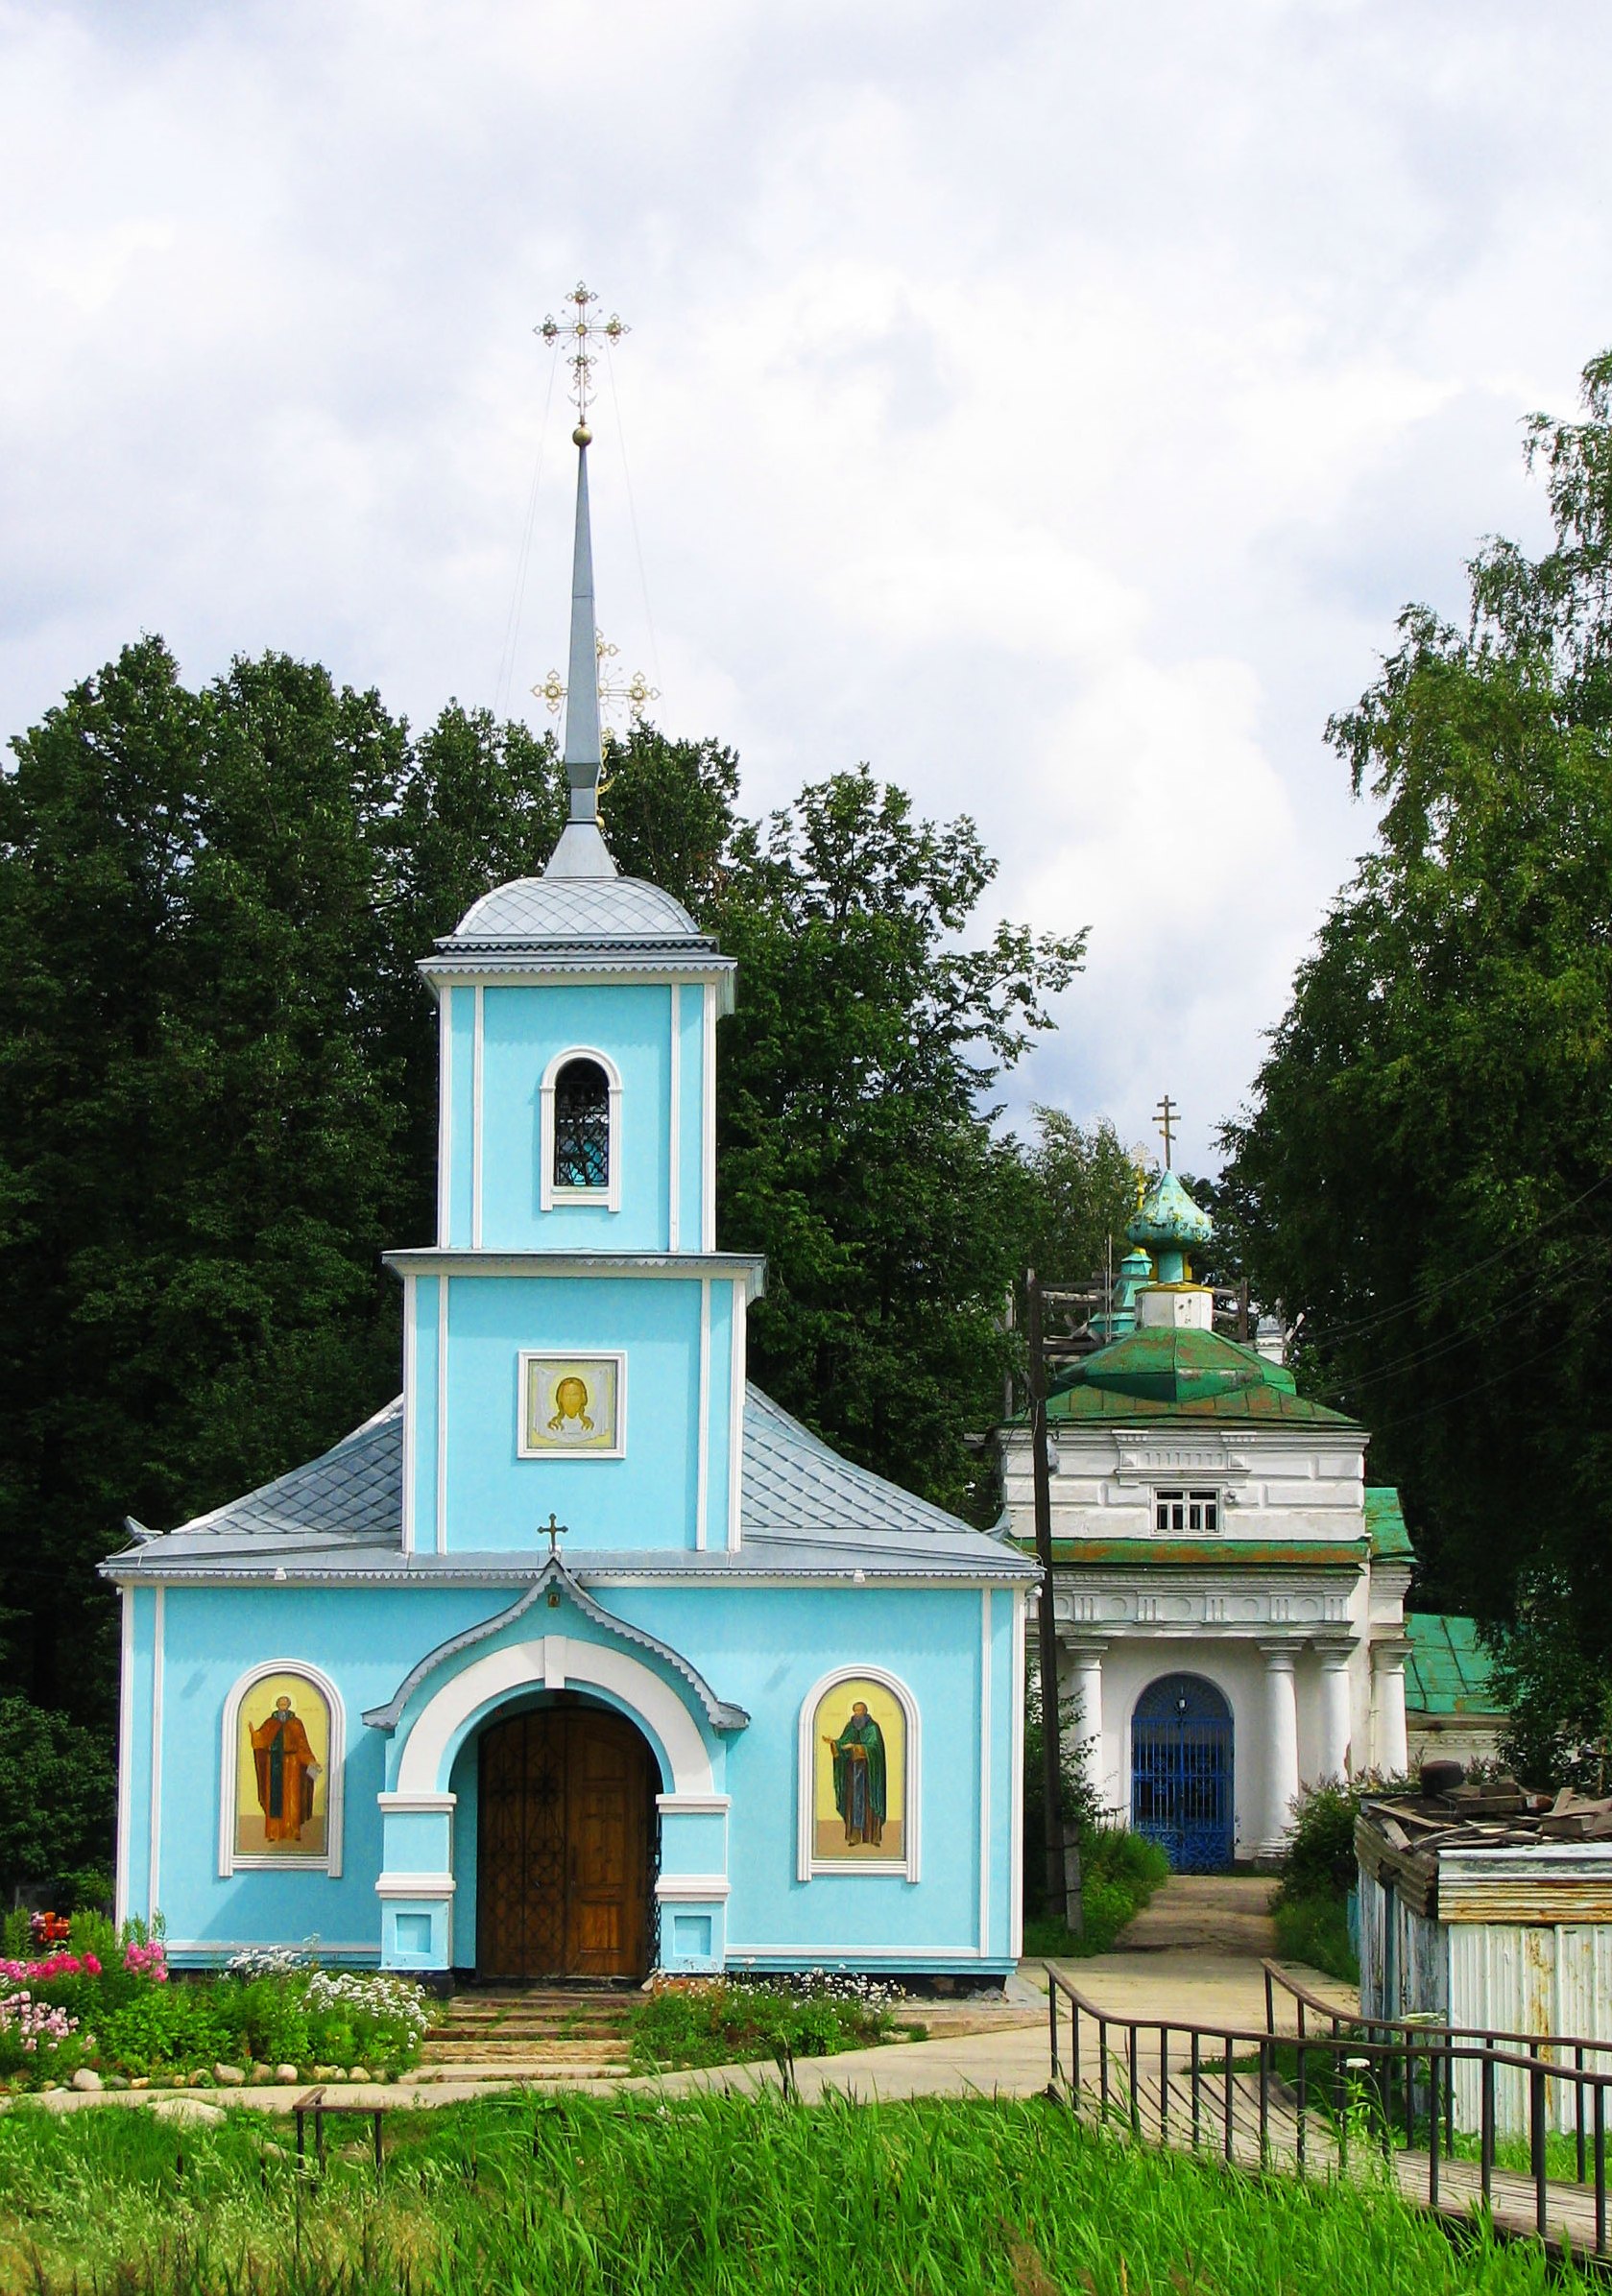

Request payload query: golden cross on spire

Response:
[536,281,629,438]
[1153,1094,1178,1170]
[533,630,660,730]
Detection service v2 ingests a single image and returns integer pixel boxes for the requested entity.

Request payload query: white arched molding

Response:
[539,1046,623,1214]
[797,1665,921,1884]
[394,1637,714,1798]
[218,1660,346,1879]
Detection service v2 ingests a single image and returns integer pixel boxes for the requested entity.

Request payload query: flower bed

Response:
[0,1915,430,2091]
[629,1969,918,2071]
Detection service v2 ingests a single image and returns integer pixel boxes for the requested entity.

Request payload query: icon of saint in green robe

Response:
[826,1700,886,1847]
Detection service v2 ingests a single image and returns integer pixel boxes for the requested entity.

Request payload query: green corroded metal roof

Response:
[1406,1612,1504,1717]
[1365,1488,1414,1562]
[1019,1538,1367,1571]
[1041,1327,1358,1426]
[1127,1168,1214,1254]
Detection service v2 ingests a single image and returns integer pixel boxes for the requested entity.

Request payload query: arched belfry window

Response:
[541,1048,622,1212]
[555,1060,610,1186]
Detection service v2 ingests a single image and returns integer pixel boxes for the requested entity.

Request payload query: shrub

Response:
[632,1973,900,2072]
[1279,1779,1362,1901]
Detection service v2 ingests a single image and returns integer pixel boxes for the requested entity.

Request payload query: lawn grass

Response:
[0,2091,1590,2294]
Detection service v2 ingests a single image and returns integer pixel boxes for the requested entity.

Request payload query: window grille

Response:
[553,1058,611,1189]
[1154,1488,1219,1535]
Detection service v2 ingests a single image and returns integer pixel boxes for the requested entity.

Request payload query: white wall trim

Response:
[115,1587,133,1928]
[979,1588,993,1959]
[701,982,716,1250]
[217,1658,347,1880]
[796,1664,922,1884]
[470,982,485,1249]
[376,1792,457,1815]
[539,1045,623,1214]
[727,1280,746,1552]
[436,990,453,1242]
[375,1872,457,1899]
[401,1273,418,1553]
[148,1584,164,1925]
[696,1279,710,1550]
[395,1636,715,1797]
[656,1793,731,1814]
[1009,1587,1026,1958]
[668,982,681,1252]
[655,1875,731,1901]
[435,1278,449,1555]
[726,1945,991,1964]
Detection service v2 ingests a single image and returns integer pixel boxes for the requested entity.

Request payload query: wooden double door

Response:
[477,1703,655,1979]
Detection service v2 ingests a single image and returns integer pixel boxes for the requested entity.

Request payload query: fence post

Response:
[1071,1993,1080,2102]
[1295,2024,1308,2175]
[1160,2027,1169,2139]
[1191,2029,1201,2152]
[1530,2054,1548,2240]
[1480,2042,1495,2209]
[1129,2023,1141,2141]
[1259,2037,1270,2165]
[1596,2079,1606,2259]
[1223,2035,1234,2164]
[1048,1972,1060,2089]
[1427,2045,1439,2211]
[1577,2045,1587,2188]
[1099,2015,1110,2123]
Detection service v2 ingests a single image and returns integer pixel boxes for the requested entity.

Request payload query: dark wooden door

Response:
[477,1706,653,1979]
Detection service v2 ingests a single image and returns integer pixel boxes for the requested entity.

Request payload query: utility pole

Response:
[1025,1270,1082,1936]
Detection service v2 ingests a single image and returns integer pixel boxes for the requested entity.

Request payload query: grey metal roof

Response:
[446,876,707,947]
[105,1386,1030,1582]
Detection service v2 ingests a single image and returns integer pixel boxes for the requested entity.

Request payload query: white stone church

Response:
[999,1169,1415,1867]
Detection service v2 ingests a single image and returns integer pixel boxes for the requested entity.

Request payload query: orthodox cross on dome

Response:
[1153,1093,1178,1170]
[541,1513,568,1561]
[536,282,630,442]
[533,630,660,732]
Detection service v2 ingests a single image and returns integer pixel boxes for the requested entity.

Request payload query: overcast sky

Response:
[3,0,1607,1167]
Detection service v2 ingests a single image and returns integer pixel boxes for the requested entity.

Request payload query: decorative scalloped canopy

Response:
[447,875,704,945]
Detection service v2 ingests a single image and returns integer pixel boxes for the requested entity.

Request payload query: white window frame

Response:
[218,1659,346,1877]
[796,1665,921,1882]
[517,1349,629,1461]
[1153,1487,1221,1536]
[540,1046,622,1213]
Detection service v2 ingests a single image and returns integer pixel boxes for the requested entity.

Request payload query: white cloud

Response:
[3,0,1609,1165]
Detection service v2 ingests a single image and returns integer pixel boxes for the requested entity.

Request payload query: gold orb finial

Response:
[573,422,591,446]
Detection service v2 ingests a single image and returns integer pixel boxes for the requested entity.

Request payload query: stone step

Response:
[422,2037,631,2058]
[401,2059,630,2085]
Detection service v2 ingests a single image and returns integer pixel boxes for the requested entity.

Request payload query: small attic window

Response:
[1155,1489,1219,1535]
[541,1047,622,1211]
[554,1059,611,1187]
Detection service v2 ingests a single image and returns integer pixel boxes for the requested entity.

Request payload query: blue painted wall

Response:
[134,1576,1022,1974]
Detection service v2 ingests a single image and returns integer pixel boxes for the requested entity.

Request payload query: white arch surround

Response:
[394,1636,715,1797]
[218,1659,346,1879]
[797,1665,921,1883]
[539,1045,623,1213]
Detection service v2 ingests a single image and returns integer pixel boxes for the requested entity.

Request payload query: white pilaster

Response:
[1259,1640,1300,1858]
[1372,1639,1410,1777]
[1061,1637,1108,1806]
[1316,1643,1354,1782]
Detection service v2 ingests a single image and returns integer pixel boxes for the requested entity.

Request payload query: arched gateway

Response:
[1131,1673,1234,1872]
[477,1698,657,1979]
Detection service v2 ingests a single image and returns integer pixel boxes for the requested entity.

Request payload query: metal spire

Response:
[536,284,630,881]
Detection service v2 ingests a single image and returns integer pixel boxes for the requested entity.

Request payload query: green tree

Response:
[0,1696,113,1897]
[712,767,1086,1517]
[1221,348,1612,1707]
[1016,1109,1141,1291]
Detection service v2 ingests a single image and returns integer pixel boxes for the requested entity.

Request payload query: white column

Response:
[1259,1641,1300,1859]
[1372,1639,1410,1777]
[1316,1644,1354,1782]
[1061,1638,1108,1813]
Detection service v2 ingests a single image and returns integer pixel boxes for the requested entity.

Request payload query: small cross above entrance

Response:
[541,1513,568,1561]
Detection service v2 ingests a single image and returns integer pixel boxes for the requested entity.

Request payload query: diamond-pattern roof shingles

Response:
[110,1386,1027,1578]
[159,1399,404,1548]
[448,876,705,945]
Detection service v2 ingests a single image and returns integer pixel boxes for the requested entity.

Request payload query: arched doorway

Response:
[477,1698,658,1979]
[1130,1673,1234,1872]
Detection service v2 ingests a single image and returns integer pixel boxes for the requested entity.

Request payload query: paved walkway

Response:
[16,1875,1353,2117]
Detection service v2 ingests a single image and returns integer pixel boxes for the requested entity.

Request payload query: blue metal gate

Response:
[1130,1674,1234,1872]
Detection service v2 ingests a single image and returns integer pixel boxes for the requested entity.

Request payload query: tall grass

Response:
[0,2092,1588,2294]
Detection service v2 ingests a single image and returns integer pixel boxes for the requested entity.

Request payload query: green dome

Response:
[1127,1168,1214,1254]
[1046,1326,1357,1425]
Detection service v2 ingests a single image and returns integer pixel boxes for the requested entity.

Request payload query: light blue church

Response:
[102,396,1034,1986]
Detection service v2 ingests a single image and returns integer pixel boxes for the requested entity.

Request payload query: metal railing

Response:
[1047,1963,1612,2255]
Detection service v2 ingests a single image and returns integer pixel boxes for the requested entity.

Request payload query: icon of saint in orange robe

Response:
[251,1696,321,1843]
